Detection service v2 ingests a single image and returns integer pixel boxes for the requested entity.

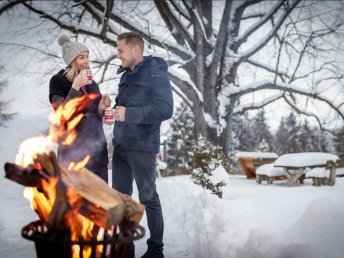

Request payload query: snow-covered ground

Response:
[1,116,344,258]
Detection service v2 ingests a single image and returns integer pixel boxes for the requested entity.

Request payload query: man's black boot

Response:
[140,249,164,258]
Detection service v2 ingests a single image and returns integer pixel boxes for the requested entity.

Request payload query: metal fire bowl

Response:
[21,220,145,245]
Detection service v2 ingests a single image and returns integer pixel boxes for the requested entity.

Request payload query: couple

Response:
[49,32,173,258]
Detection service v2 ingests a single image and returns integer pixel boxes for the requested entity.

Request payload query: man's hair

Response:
[118,32,144,51]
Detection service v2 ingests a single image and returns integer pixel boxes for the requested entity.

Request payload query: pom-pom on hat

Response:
[58,35,89,67]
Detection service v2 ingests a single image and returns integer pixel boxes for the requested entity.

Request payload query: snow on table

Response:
[274,152,339,168]
[235,151,278,159]
[256,163,284,177]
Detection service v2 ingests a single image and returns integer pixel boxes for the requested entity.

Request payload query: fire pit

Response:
[4,94,146,258]
[22,220,145,258]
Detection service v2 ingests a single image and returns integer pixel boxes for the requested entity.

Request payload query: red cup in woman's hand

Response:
[86,70,92,84]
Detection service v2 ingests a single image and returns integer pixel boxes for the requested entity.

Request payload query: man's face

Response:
[117,40,136,69]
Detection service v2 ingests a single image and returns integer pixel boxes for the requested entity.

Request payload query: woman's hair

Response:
[64,59,79,82]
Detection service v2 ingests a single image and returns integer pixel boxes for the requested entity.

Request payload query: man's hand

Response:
[98,95,111,114]
[114,106,126,121]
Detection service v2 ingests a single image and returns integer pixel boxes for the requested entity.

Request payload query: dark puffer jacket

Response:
[113,56,173,153]
[49,70,108,181]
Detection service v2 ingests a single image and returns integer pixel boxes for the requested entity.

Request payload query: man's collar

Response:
[116,56,150,74]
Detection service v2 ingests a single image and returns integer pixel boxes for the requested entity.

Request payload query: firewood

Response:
[35,153,55,176]
[4,152,144,229]
[4,163,41,187]
[62,167,144,227]
[47,179,70,233]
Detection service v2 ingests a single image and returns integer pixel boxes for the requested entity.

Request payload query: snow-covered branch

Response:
[154,0,194,49]
[168,64,203,104]
[237,0,285,46]
[232,80,344,121]
[237,0,301,61]
[233,92,285,114]
[168,0,191,21]
[208,0,232,88]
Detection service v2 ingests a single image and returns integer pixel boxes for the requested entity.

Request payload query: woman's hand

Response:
[98,95,111,114]
[72,70,88,90]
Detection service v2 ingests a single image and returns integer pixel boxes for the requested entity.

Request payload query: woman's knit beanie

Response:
[58,35,89,67]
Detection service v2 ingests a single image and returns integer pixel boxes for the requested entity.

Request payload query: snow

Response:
[256,163,284,177]
[337,168,344,176]
[274,152,339,167]
[169,64,203,102]
[1,116,344,258]
[209,165,230,186]
[235,151,278,159]
[305,167,330,178]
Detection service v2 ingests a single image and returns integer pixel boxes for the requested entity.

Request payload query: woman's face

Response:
[75,51,89,72]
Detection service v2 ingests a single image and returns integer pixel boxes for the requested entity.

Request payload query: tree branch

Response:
[232,80,344,121]
[0,0,21,15]
[234,92,285,114]
[168,72,202,104]
[154,0,194,48]
[100,0,114,39]
[0,42,59,58]
[209,0,232,88]
[237,0,301,62]
[168,0,191,21]
[246,58,289,78]
[237,0,286,46]
[283,95,335,133]
[85,0,192,59]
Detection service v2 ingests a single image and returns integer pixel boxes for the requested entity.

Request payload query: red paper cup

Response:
[86,70,92,84]
[104,108,115,125]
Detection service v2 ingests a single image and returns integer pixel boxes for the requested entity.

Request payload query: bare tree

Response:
[1,0,344,155]
[0,66,14,126]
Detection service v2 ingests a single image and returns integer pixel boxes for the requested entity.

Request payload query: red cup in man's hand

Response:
[104,108,115,125]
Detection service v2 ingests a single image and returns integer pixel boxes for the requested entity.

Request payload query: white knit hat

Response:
[58,35,89,67]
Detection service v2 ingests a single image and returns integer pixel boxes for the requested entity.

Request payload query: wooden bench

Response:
[253,158,286,184]
[311,159,344,186]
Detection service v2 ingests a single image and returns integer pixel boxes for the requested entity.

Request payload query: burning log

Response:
[4,163,42,187]
[4,151,144,230]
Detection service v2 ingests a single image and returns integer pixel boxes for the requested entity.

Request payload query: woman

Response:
[49,35,110,182]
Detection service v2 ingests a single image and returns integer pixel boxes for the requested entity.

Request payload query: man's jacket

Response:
[113,55,173,153]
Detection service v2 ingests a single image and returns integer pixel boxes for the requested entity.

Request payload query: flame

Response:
[15,136,57,167]
[68,155,90,171]
[48,93,98,145]
[15,93,104,258]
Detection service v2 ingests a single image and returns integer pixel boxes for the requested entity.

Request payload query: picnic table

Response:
[274,152,338,187]
[236,152,278,179]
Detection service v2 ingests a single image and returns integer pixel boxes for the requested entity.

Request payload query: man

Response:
[112,32,173,258]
